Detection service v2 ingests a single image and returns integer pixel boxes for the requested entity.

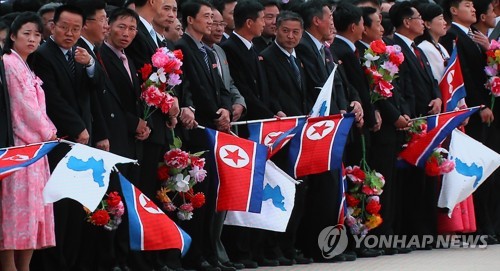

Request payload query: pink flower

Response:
[191,156,206,168]
[485,65,497,77]
[346,215,357,227]
[189,166,207,182]
[179,203,194,212]
[152,50,170,68]
[109,201,125,217]
[141,85,165,107]
[376,80,394,98]
[164,148,190,169]
[490,39,500,50]
[439,159,455,174]
[159,93,175,114]
[487,76,500,97]
[345,166,365,183]
[385,45,396,54]
[167,73,182,86]
[381,61,399,76]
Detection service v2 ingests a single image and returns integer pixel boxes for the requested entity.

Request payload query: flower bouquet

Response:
[425,148,455,176]
[84,191,124,231]
[156,136,207,220]
[362,40,404,103]
[139,47,183,119]
[484,40,500,112]
[345,165,385,236]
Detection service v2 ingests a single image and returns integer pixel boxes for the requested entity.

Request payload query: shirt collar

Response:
[452,22,471,35]
[335,35,356,52]
[359,40,370,49]
[81,36,94,52]
[51,36,71,55]
[139,16,158,46]
[104,41,125,58]
[274,40,296,58]
[185,31,204,50]
[394,32,414,49]
[223,32,230,39]
[233,31,253,50]
[305,31,324,52]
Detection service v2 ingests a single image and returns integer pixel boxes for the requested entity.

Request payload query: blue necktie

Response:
[288,54,301,86]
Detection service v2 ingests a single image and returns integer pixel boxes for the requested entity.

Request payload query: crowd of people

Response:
[0,0,499,270]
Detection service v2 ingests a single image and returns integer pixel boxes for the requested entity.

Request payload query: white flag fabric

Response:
[309,65,337,117]
[438,129,500,216]
[224,161,298,232]
[43,143,137,211]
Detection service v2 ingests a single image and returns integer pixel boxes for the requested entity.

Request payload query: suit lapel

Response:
[183,34,214,84]
[272,44,300,88]
[394,35,431,83]
[138,21,158,52]
[47,39,75,82]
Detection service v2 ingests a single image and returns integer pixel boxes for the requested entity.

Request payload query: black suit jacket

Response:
[252,36,272,54]
[440,24,497,132]
[392,34,440,118]
[0,58,13,148]
[221,33,275,120]
[333,38,376,127]
[32,39,97,142]
[295,33,346,114]
[175,33,232,128]
[261,43,310,115]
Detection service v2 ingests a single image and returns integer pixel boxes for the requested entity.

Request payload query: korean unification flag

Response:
[43,143,137,211]
[309,65,337,117]
[438,129,500,216]
[224,161,298,232]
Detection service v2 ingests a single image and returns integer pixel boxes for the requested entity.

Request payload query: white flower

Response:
[177,211,193,220]
[149,68,167,83]
[174,174,190,192]
[364,53,380,68]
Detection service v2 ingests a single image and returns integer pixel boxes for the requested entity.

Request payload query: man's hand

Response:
[168,97,180,119]
[274,111,286,118]
[166,116,178,129]
[215,108,231,132]
[232,104,244,121]
[472,31,491,51]
[136,119,148,134]
[135,125,151,140]
[76,129,90,145]
[355,117,364,128]
[428,98,442,115]
[371,110,382,132]
[480,108,495,123]
[394,115,409,129]
[95,139,110,152]
[74,46,93,66]
[350,101,363,122]
[180,107,197,129]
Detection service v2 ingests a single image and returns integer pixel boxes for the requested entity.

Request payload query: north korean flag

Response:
[399,107,479,167]
[439,46,466,112]
[0,141,59,180]
[247,117,306,157]
[288,114,355,178]
[205,128,268,213]
[119,174,191,255]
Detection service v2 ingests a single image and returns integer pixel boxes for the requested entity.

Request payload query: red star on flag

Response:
[143,196,160,212]
[311,122,331,137]
[224,148,244,165]
[267,133,281,144]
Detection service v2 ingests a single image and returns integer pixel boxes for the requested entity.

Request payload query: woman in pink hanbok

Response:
[0,12,57,271]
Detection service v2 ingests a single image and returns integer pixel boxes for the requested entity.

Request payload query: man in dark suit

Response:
[175,1,232,270]
[152,0,178,48]
[441,0,500,244]
[259,11,314,265]
[389,1,441,246]
[213,0,238,42]
[0,55,13,149]
[252,0,280,53]
[30,5,108,271]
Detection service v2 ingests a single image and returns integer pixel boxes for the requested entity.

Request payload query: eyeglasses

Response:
[212,22,228,28]
[87,17,107,24]
[407,15,422,21]
[55,24,82,34]
[115,24,137,33]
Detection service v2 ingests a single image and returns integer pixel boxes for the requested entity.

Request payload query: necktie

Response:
[66,49,75,76]
[93,46,108,76]
[210,48,223,78]
[120,52,133,82]
[468,29,481,50]
[354,48,360,59]
[324,46,334,72]
[288,54,301,87]
[199,45,211,72]
[411,42,425,69]
[320,45,327,65]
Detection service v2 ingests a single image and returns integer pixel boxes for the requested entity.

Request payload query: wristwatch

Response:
[188,106,196,113]
[85,57,95,68]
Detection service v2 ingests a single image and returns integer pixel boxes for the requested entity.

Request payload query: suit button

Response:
[110,113,115,118]
[103,89,107,93]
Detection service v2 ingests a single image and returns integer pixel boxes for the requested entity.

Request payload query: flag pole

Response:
[0,139,61,151]
[408,106,482,122]
[230,115,307,126]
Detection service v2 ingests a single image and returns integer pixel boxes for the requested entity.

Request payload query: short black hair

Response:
[124,0,135,8]
[234,0,265,29]
[67,0,106,20]
[389,1,415,28]
[473,0,493,23]
[4,12,43,54]
[297,0,328,30]
[415,3,443,44]
[38,2,63,17]
[134,0,148,8]
[181,0,213,28]
[12,0,42,13]
[441,0,470,22]
[361,6,378,27]
[259,0,281,9]
[352,0,381,8]
[213,0,238,15]
[276,10,303,28]
[108,7,139,25]
[381,11,394,36]
[53,5,86,25]
[334,2,363,33]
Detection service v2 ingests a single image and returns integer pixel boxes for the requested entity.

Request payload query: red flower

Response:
[366,200,381,214]
[163,58,180,74]
[191,156,206,169]
[141,85,165,107]
[173,49,184,61]
[370,40,387,54]
[164,148,190,169]
[376,80,394,98]
[425,156,441,176]
[90,210,110,226]
[346,193,360,207]
[157,164,170,181]
[488,76,500,96]
[139,64,152,81]
[362,185,376,195]
[106,192,121,208]
[190,192,206,208]
[486,50,496,58]
[389,52,404,66]
[346,166,365,183]
[160,93,175,114]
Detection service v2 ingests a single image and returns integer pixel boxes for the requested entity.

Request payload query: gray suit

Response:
[206,43,246,265]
